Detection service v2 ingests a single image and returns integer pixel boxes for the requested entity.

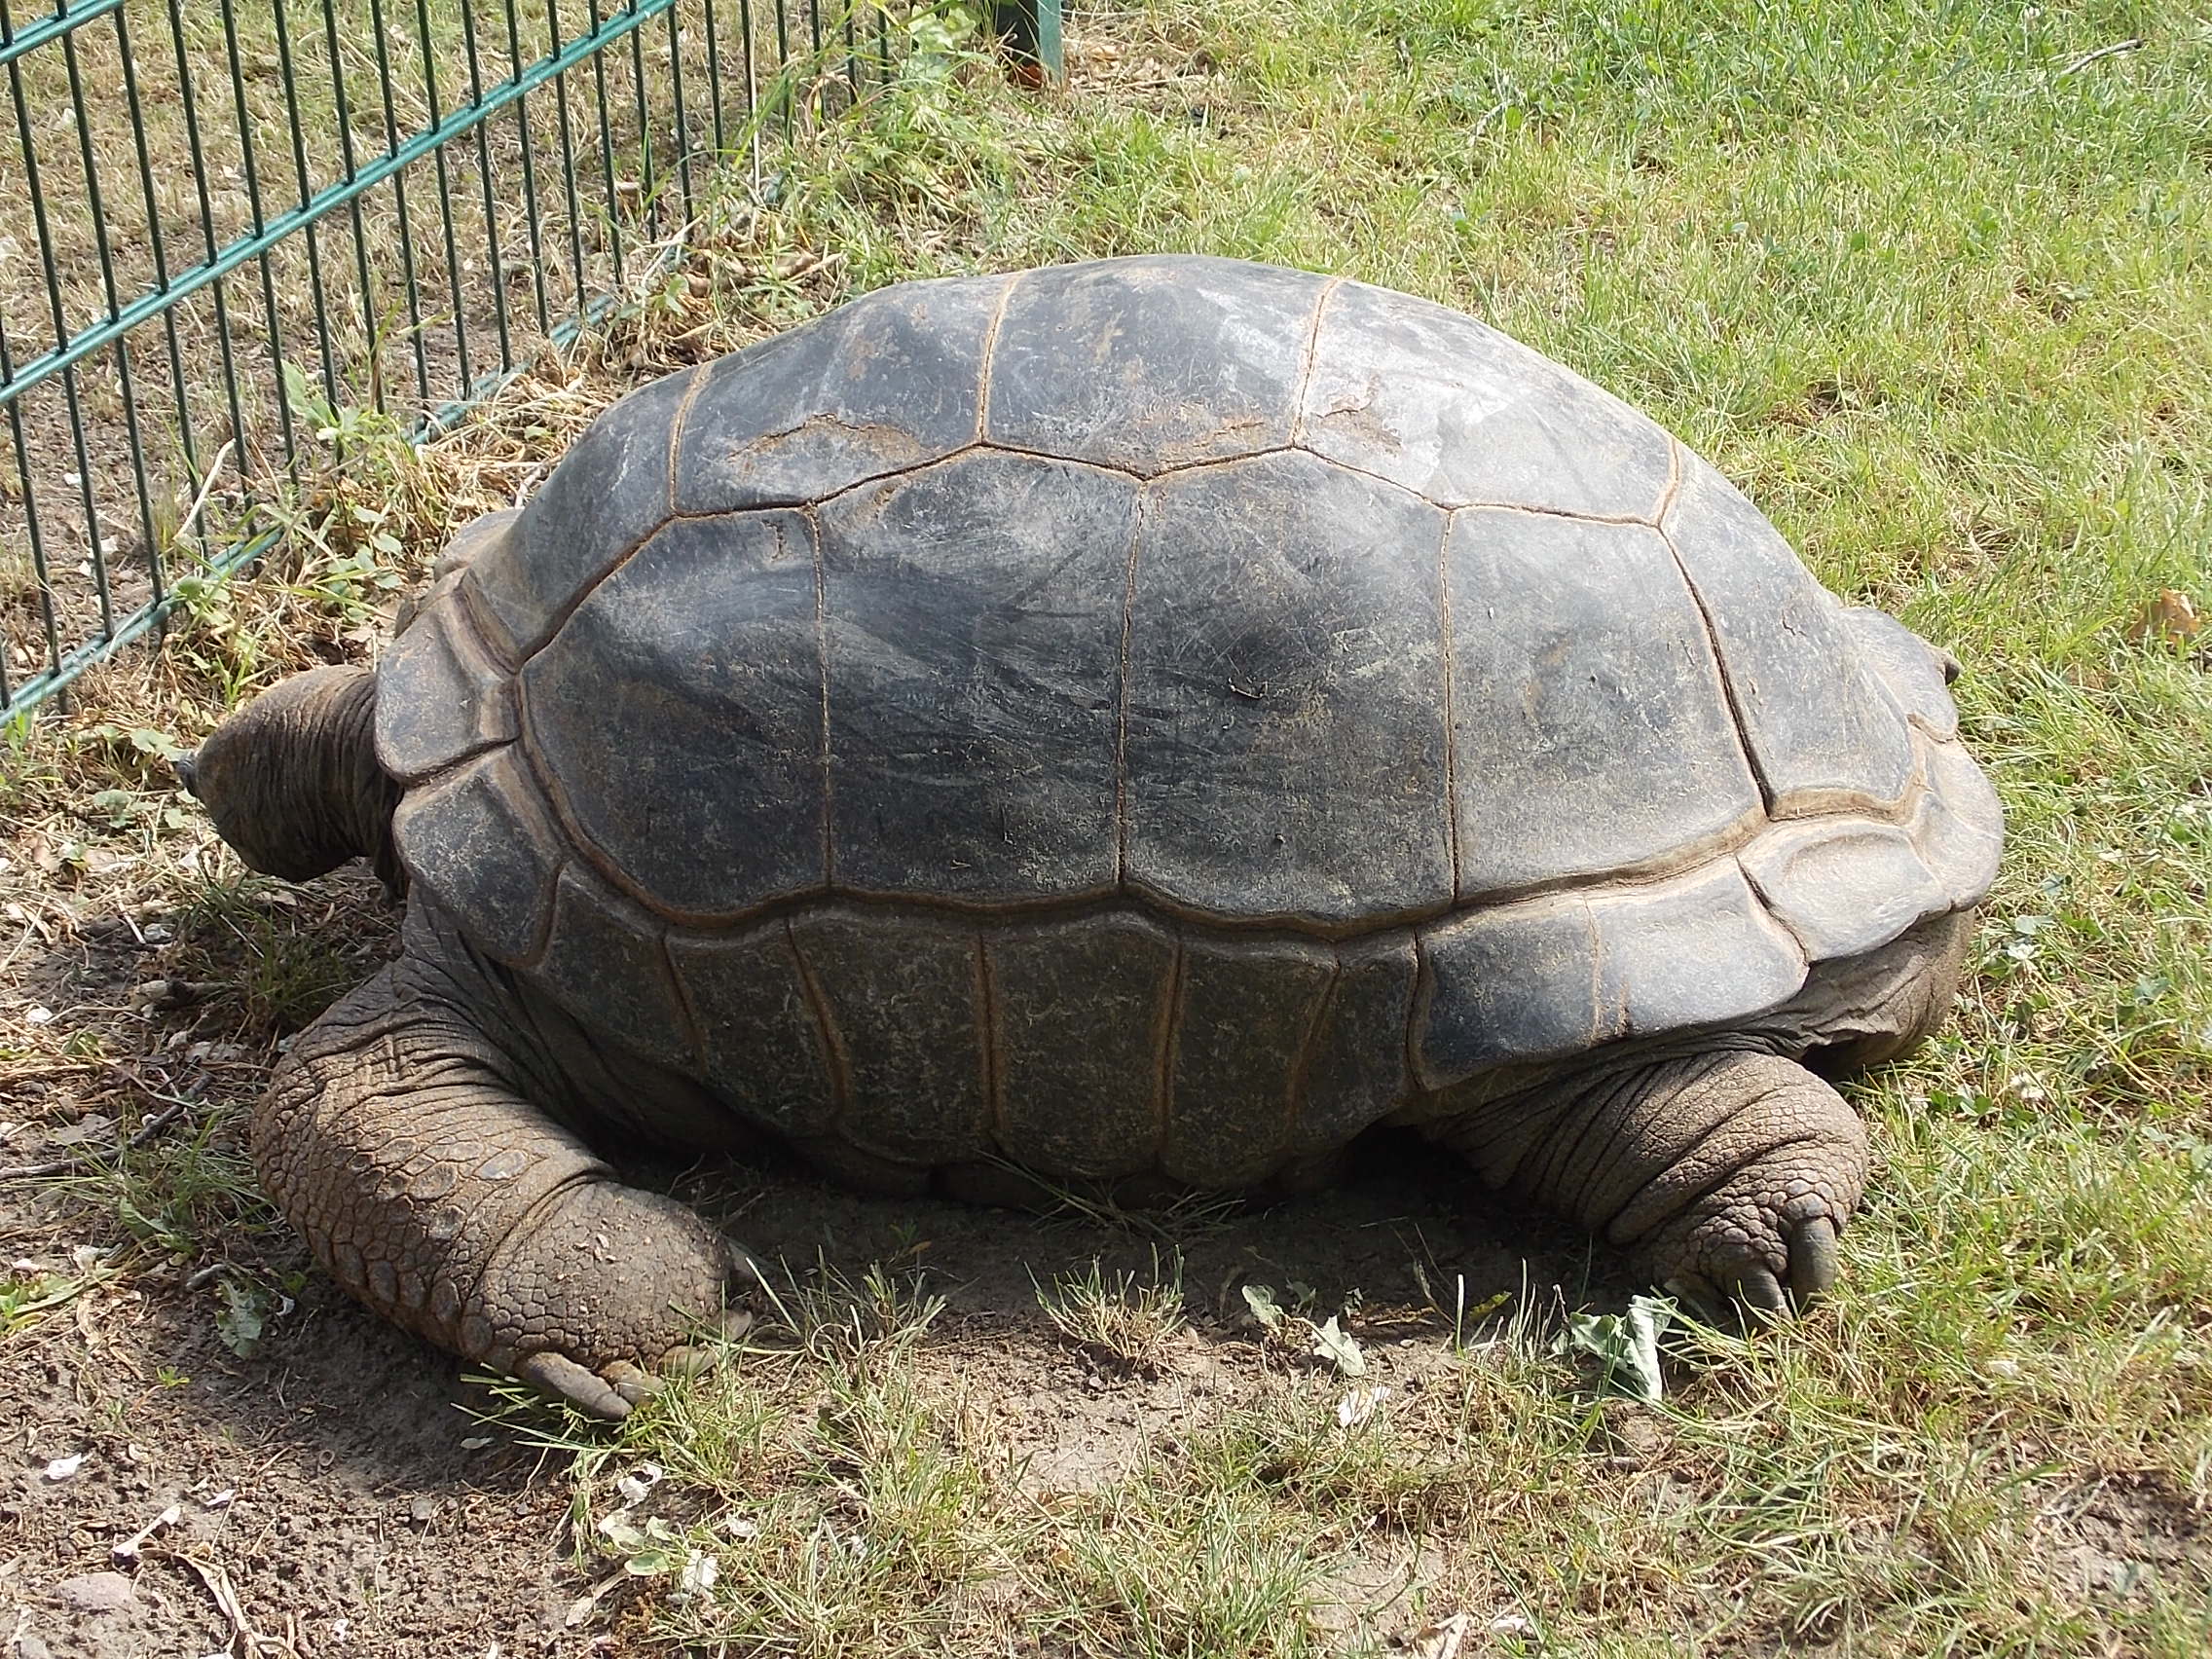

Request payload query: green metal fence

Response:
[0,0,977,720]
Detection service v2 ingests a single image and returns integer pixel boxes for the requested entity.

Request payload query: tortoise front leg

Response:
[1432,1048,1868,1315]
[256,965,753,1419]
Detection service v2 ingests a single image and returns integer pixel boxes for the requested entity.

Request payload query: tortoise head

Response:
[176,664,404,896]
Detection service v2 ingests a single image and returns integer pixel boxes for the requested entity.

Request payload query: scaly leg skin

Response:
[255,965,756,1419]
[1434,1049,1867,1319]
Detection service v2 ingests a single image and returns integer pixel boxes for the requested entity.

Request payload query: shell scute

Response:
[987,912,1175,1180]
[1124,449,1453,926]
[534,866,695,1072]
[789,908,989,1168]
[1300,278,1673,516]
[431,505,522,588]
[667,923,837,1141]
[519,509,824,920]
[675,274,1005,514]
[817,450,1134,903]
[467,367,694,654]
[1663,454,1915,816]
[1419,897,1600,1085]
[1907,737,2004,908]
[1739,819,1950,960]
[1417,860,1811,1087]
[1165,933,1336,1187]
[1291,935,1418,1156]
[376,583,514,785]
[1444,508,1761,896]
[389,747,563,965]
[1599,861,1808,1042]
[986,256,1321,474]
[1842,607,1960,740]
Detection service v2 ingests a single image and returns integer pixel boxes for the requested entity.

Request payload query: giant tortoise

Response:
[179,256,2002,1417]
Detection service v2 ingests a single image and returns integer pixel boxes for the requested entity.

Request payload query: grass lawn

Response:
[3,0,2208,1652]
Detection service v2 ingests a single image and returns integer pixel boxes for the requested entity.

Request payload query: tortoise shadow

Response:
[667,1124,1628,1355]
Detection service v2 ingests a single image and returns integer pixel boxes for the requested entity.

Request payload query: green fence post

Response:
[990,0,1063,85]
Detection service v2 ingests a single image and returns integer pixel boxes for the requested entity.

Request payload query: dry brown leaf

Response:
[2127,588,2202,644]
[1406,1612,1470,1659]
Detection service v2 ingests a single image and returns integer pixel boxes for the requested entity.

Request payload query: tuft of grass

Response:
[752,1251,950,1366]
[1027,1485,1346,1658]
[1035,1247,1189,1372]
[160,877,393,1042]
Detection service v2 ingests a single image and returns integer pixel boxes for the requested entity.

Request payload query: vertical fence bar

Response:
[627,2,658,235]
[991,0,1062,85]
[544,0,596,324]
[665,1,694,215]
[413,0,477,391]
[739,0,758,157]
[112,5,198,484]
[366,0,433,408]
[217,0,304,470]
[700,0,728,156]
[323,0,389,414]
[499,0,555,337]
[773,0,791,139]
[269,0,344,405]
[458,0,516,368]
[59,18,163,605]
[3,0,114,643]
[168,0,252,474]
[0,308,61,699]
[583,0,629,288]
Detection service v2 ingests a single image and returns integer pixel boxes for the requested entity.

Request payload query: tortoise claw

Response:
[515,1350,634,1421]
[659,1307,754,1380]
[601,1359,660,1407]
[1732,1266,1791,1322]
[509,1299,756,1419]
[1787,1215,1840,1301]
[1677,1215,1839,1325]
[1662,1273,1724,1327]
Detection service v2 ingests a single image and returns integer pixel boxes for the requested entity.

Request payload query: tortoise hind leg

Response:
[1426,911,1977,1315]
[255,963,754,1419]
[1428,1047,1867,1316]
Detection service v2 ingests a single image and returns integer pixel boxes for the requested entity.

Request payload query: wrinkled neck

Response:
[207,664,402,891]
[310,669,404,893]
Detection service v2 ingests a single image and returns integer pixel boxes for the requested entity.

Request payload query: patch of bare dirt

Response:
[699,1138,1581,1499]
[2037,1468,2208,1607]
[2,1266,586,1658]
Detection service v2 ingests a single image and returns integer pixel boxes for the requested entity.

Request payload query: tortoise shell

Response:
[372,256,2002,1190]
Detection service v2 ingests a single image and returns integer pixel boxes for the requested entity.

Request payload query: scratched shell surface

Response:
[377,256,2003,1180]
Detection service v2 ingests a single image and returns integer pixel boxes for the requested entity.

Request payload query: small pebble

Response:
[54,1571,136,1613]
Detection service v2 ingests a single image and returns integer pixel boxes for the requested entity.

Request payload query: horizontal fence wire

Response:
[0,0,926,719]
